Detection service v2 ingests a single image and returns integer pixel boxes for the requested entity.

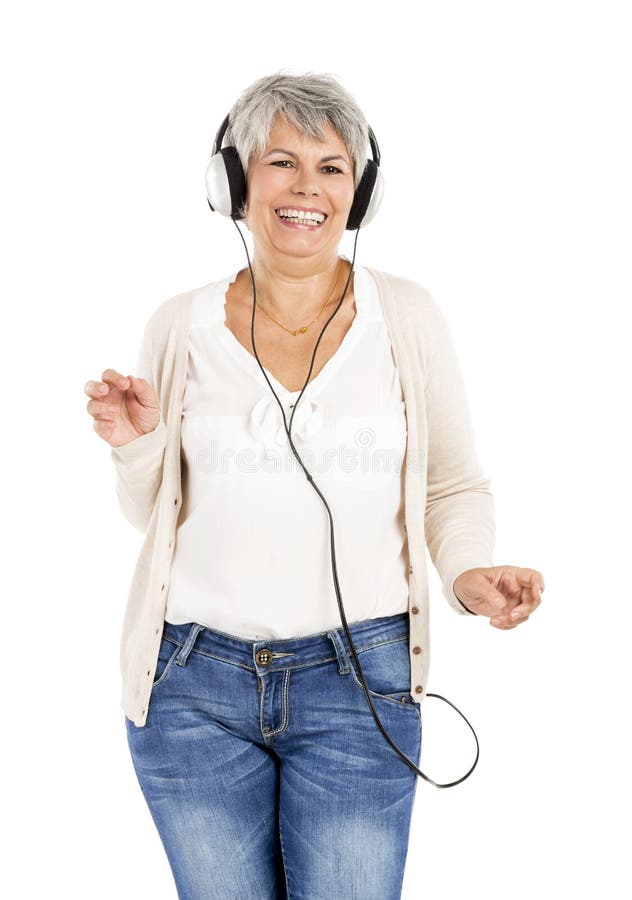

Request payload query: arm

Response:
[422,292,495,615]
[110,318,166,533]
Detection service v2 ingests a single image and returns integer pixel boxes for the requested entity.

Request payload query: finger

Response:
[491,616,525,630]
[127,374,149,392]
[86,396,119,418]
[509,604,533,621]
[483,587,507,610]
[492,607,530,628]
[467,574,507,611]
[512,567,545,599]
[531,579,544,606]
[84,379,110,397]
[101,369,131,391]
[468,590,507,617]
[490,607,529,630]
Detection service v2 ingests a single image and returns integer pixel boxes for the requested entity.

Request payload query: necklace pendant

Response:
[298,325,308,333]
[290,329,298,336]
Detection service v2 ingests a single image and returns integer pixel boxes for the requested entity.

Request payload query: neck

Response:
[242,254,351,319]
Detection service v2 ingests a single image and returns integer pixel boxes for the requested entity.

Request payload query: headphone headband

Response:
[212,112,381,169]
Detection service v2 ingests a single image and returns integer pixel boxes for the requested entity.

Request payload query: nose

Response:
[292,186,319,198]
[291,172,321,197]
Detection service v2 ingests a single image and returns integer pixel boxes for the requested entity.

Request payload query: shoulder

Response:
[363,266,448,329]
[142,279,220,343]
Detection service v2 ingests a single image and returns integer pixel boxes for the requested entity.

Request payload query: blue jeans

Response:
[125,611,422,899]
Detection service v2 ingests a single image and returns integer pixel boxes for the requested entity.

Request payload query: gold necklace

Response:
[254,259,344,336]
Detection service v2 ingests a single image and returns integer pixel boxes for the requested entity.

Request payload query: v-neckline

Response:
[215,265,366,399]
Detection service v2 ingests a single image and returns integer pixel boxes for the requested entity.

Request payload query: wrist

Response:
[453,575,477,615]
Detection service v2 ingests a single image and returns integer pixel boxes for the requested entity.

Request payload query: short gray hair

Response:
[225,71,370,217]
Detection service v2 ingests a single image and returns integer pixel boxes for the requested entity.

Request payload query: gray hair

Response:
[225,71,370,218]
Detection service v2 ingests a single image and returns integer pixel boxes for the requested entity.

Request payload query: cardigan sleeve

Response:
[421,293,495,616]
[110,316,166,533]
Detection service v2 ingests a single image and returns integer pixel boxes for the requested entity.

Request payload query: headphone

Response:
[205,113,385,230]
[204,111,480,788]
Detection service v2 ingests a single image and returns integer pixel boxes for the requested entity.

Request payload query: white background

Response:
[3,1,630,897]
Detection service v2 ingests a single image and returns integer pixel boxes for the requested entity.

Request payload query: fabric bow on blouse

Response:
[247,393,325,447]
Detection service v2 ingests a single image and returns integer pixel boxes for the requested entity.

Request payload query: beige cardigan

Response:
[112,267,495,727]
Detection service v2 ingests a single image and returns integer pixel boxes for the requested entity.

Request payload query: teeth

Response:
[276,208,326,225]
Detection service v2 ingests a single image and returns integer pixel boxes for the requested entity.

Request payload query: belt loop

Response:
[326,627,351,675]
[175,623,205,667]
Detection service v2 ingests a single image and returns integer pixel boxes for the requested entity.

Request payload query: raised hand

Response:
[84,369,160,448]
[453,566,544,629]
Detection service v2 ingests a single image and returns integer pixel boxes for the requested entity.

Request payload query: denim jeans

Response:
[125,611,422,899]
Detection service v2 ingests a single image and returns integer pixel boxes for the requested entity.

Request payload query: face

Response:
[243,115,356,263]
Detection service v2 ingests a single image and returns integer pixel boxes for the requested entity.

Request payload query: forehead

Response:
[263,115,350,160]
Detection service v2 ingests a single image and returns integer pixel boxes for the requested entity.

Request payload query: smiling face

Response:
[243,115,356,265]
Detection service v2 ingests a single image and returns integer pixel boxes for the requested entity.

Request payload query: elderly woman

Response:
[85,72,543,899]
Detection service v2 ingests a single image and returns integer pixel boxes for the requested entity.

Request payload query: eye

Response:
[270,161,343,174]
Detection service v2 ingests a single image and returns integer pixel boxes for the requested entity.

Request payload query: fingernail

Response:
[491,617,501,625]
[493,596,505,608]
[98,384,107,392]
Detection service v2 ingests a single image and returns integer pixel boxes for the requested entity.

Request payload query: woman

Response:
[85,72,544,899]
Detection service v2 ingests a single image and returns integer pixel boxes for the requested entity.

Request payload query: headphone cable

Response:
[230,218,480,788]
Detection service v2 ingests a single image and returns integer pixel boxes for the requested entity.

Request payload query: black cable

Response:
[230,218,480,788]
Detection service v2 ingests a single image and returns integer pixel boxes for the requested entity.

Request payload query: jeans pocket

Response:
[152,637,180,688]
[347,634,417,708]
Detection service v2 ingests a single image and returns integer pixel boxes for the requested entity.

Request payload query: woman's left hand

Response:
[453,566,544,628]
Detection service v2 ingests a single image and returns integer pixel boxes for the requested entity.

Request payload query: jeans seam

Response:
[348,663,418,708]
[261,670,291,738]
[277,807,292,899]
[151,644,180,688]
[352,634,408,654]
[188,648,347,675]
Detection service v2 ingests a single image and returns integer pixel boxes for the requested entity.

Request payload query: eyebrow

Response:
[264,148,349,164]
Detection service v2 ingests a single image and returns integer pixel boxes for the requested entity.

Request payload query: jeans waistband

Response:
[162,611,410,675]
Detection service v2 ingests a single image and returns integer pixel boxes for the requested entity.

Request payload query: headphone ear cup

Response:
[206,146,247,219]
[346,160,384,230]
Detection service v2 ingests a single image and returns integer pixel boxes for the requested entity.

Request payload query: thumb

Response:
[127,374,153,401]
[126,375,159,415]
[457,569,507,611]
[476,573,506,609]
[488,590,506,609]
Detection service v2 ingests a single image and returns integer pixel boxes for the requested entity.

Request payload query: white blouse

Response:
[164,263,411,639]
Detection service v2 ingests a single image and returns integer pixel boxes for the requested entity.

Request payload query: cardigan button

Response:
[411,606,419,614]
[174,498,178,505]
[414,685,423,694]
[408,565,413,574]
[412,645,421,654]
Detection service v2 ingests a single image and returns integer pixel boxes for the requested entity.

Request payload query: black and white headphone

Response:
[205,112,385,230]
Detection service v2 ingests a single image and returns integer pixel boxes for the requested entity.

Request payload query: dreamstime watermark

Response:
[191,426,425,476]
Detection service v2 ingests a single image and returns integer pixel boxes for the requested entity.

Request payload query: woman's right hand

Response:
[85,369,161,448]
